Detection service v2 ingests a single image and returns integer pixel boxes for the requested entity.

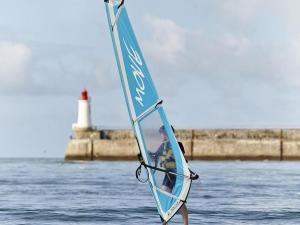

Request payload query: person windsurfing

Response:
[104,0,198,223]
[150,125,198,225]
[156,126,177,193]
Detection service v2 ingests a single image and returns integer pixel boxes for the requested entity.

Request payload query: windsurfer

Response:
[104,0,195,222]
[154,125,189,225]
[155,126,177,192]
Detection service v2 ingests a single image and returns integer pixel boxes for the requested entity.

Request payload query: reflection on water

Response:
[0,159,300,224]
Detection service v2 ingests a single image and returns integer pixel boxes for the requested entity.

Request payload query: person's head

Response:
[159,125,168,139]
[159,125,175,139]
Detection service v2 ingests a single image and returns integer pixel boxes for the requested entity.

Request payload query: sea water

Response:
[0,159,300,225]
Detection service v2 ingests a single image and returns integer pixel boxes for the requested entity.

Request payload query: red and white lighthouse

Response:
[72,88,92,130]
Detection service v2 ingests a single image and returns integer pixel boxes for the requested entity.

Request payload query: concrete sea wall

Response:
[65,129,300,161]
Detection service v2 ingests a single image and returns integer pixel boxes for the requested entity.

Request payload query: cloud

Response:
[137,11,300,128]
[140,16,254,103]
[0,41,117,96]
[143,15,187,65]
[0,41,32,90]
[142,9,300,90]
[142,15,260,81]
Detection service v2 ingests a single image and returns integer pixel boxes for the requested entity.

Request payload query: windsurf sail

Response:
[104,0,193,223]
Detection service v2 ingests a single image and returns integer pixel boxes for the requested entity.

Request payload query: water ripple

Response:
[0,159,300,224]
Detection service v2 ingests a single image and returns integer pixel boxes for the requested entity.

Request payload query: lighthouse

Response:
[72,88,92,131]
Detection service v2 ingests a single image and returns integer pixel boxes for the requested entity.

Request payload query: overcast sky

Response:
[1,0,300,157]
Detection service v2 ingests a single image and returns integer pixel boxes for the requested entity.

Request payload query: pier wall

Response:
[65,129,300,161]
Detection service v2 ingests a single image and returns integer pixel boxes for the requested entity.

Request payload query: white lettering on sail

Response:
[123,38,145,107]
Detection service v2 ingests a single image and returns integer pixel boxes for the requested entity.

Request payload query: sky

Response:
[1,0,300,157]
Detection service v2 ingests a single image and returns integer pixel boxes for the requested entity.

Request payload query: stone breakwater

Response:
[64,129,300,161]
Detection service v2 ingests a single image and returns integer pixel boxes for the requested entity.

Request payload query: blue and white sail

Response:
[104,0,192,223]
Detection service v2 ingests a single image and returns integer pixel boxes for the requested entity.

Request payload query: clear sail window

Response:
[139,110,177,193]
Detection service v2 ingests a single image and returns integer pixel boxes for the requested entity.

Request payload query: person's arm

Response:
[150,144,163,168]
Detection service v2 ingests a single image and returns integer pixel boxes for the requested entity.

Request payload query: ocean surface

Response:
[1,159,300,225]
